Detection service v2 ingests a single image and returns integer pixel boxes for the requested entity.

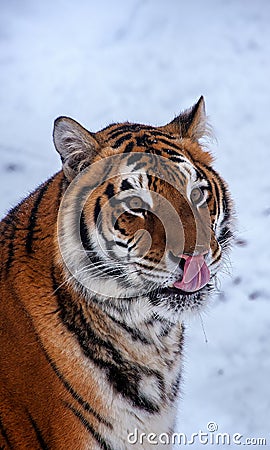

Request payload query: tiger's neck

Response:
[53,262,184,417]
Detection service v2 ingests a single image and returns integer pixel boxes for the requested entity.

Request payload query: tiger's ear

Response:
[53,117,100,181]
[162,96,208,141]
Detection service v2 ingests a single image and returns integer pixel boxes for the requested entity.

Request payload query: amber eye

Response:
[126,196,144,211]
[190,187,205,205]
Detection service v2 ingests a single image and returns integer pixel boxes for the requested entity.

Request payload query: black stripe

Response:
[136,261,155,271]
[25,180,52,254]
[135,135,147,147]
[0,413,12,448]
[149,130,178,140]
[104,183,115,199]
[127,152,145,166]
[108,124,179,141]
[123,141,135,153]
[107,126,133,139]
[27,412,49,450]
[137,133,176,149]
[107,123,180,142]
[93,197,102,225]
[133,162,147,171]
[114,240,128,249]
[127,240,137,251]
[211,177,220,219]
[80,210,92,251]
[143,254,160,263]
[161,149,186,163]
[64,402,114,450]
[108,125,178,140]
[120,179,133,191]
[146,173,153,189]
[152,174,159,191]
[114,219,128,236]
[111,133,133,148]
[108,316,151,344]
[156,138,181,150]
[146,173,160,192]
[107,124,145,138]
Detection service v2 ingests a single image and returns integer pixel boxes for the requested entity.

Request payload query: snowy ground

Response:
[0,0,270,448]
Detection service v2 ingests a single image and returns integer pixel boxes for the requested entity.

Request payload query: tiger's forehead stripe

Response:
[105,122,151,137]
[111,133,133,149]
[103,126,208,186]
[105,122,178,140]
[103,124,180,151]
[100,124,210,190]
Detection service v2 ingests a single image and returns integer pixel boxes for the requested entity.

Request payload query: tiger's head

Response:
[53,97,233,324]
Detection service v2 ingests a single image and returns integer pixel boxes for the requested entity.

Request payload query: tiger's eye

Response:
[127,196,143,210]
[190,187,204,205]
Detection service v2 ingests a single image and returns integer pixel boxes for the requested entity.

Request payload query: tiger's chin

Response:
[155,285,207,298]
[148,282,214,318]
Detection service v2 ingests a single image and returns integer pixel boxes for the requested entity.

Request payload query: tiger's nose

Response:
[168,248,209,264]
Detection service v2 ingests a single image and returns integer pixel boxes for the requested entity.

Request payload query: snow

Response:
[1,0,270,447]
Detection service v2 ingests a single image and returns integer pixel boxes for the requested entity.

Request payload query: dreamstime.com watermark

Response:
[127,422,267,446]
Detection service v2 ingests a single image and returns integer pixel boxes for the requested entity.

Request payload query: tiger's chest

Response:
[78,345,182,450]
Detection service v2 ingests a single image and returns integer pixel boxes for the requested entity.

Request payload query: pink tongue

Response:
[173,255,210,293]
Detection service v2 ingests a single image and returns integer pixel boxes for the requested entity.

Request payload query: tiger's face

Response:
[54,97,233,323]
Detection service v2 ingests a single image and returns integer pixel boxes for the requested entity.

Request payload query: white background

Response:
[0,0,270,448]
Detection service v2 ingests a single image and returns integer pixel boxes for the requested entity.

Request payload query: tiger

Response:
[0,96,233,449]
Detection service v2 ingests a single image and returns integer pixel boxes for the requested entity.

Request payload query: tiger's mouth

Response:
[151,254,211,299]
[172,254,210,293]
